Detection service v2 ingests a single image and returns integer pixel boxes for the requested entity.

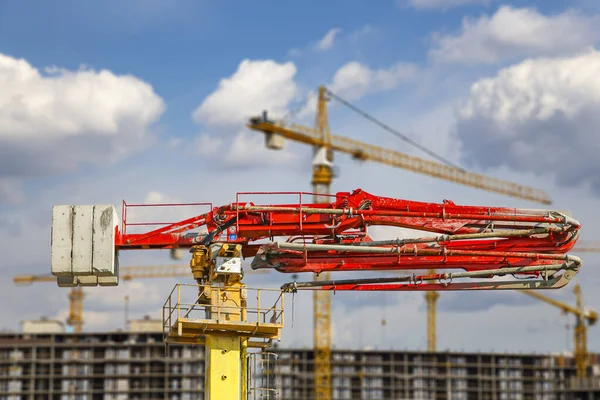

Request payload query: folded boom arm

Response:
[51,188,582,292]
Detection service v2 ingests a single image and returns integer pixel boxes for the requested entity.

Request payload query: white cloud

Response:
[0,52,165,204]
[195,130,299,170]
[407,0,491,10]
[85,280,166,309]
[455,49,600,195]
[289,26,373,58]
[191,59,302,168]
[315,28,342,51]
[222,131,298,169]
[0,54,164,138]
[192,59,299,126]
[293,60,418,122]
[329,61,418,100]
[430,6,600,64]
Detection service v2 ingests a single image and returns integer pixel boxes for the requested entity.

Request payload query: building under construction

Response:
[1,321,599,400]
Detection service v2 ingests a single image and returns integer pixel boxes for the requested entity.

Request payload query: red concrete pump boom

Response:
[110,188,581,293]
[48,187,582,400]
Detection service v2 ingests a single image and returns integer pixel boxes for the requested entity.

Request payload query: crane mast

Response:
[67,288,84,332]
[312,85,333,400]
[425,277,439,351]
[574,285,589,379]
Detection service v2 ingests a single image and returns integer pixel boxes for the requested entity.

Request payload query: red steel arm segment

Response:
[116,188,582,292]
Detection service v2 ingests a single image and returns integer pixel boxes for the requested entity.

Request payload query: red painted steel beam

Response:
[113,188,581,289]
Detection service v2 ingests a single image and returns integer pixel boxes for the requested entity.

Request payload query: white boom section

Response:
[51,205,120,287]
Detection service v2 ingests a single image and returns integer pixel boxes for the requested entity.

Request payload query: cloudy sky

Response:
[1,0,600,355]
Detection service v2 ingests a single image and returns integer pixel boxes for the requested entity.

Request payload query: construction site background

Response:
[1,319,599,400]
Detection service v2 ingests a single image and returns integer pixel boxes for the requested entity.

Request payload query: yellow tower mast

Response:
[425,275,439,351]
[312,85,333,399]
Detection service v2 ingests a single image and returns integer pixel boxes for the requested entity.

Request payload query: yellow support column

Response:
[165,244,284,400]
[206,336,241,399]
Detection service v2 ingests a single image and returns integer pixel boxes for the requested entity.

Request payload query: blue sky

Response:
[1,0,600,354]
[0,0,574,143]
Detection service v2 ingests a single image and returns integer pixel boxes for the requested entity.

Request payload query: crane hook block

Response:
[51,204,119,287]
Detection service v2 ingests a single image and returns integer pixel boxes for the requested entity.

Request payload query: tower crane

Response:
[522,284,598,378]
[14,264,225,332]
[50,187,580,399]
[246,85,554,395]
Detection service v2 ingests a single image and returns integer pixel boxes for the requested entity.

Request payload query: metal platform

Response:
[162,283,284,347]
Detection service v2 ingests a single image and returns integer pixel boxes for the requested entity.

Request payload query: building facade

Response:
[0,331,599,400]
[272,348,600,400]
[0,331,203,400]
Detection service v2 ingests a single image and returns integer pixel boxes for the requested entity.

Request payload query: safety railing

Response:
[121,200,213,235]
[247,351,279,399]
[162,283,284,341]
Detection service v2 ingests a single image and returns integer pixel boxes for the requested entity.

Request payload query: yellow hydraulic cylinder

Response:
[206,335,242,399]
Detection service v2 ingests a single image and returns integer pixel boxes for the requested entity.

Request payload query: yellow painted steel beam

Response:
[522,289,597,323]
[425,267,439,352]
[247,122,552,205]
[206,335,242,400]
